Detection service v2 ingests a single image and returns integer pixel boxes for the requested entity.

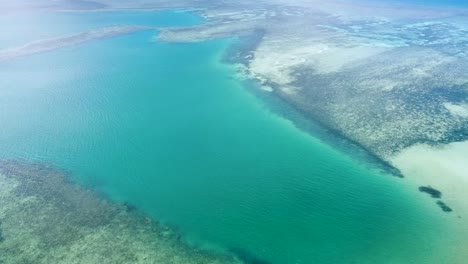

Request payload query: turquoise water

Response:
[0,10,460,264]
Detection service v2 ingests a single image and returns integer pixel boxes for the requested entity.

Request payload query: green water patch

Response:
[0,12,462,264]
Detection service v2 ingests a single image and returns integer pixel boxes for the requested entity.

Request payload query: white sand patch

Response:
[247,36,390,88]
[444,103,468,118]
[279,85,300,95]
[259,85,273,92]
[249,43,328,85]
[390,141,468,219]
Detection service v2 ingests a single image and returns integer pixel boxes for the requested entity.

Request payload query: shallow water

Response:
[0,10,463,264]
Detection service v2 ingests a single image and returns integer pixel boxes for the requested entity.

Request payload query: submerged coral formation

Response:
[0,160,242,264]
[418,186,454,213]
[436,201,453,213]
[418,186,442,199]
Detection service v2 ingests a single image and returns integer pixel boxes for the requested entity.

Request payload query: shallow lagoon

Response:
[0,10,464,264]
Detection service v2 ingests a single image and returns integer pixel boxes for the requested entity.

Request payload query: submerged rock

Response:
[123,202,138,212]
[418,186,442,198]
[436,200,453,213]
[229,247,272,264]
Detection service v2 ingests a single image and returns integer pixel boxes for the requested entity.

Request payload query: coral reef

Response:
[0,160,242,264]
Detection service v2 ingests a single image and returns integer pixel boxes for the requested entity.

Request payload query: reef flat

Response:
[0,160,242,264]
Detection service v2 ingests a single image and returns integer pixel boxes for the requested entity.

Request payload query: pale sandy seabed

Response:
[391,142,468,219]
[0,161,242,264]
[391,141,468,264]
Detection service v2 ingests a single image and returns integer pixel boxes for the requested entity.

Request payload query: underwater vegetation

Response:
[418,186,453,213]
[419,186,442,198]
[436,201,453,213]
